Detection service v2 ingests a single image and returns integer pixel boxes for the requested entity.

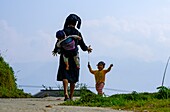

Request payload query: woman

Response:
[53,14,92,101]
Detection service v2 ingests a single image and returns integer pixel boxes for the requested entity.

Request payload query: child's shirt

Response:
[91,70,108,83]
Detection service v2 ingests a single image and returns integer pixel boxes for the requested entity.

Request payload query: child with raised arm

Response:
[88,61,113,95]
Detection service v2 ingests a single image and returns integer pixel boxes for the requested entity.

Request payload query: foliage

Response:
[0,55,32,98]
[0,56,16,90]
[56,82,88,90]
[62,86,170,112]
[156,86,170,99]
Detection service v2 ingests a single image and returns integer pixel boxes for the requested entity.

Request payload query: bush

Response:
[0,55,32,98]
[156,86,170,99]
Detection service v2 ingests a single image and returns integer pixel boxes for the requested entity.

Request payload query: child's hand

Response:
[78,36,81,40]
[88,62,90,68]
[110,64,113,67]
[52,51,57,56]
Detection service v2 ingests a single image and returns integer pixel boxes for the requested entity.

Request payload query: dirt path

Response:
[0,97,132,112]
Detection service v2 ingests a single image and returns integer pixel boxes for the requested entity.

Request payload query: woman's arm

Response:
[64,28,92,52]
[79,38,92,53]
[52,40,62,56]
[78,33,92,52]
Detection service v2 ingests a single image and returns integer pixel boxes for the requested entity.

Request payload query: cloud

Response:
[83,16,170,62]
[1,13,170,64]
[0,20,21,60]
[0,20,55,63]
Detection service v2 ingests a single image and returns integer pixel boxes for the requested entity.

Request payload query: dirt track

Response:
[0,97,132,112]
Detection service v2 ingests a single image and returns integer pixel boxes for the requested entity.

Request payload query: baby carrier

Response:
[60,37,76,51]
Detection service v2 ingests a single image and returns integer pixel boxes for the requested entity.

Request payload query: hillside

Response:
[0,55,31,97]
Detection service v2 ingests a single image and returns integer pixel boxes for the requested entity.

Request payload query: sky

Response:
[1,0,170,95]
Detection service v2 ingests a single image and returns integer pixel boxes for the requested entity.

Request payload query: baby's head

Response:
[56,30,66,40]
[97,61,105,71]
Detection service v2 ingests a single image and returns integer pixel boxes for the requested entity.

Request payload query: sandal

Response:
[64,98,70,101]
[64,95,70,101]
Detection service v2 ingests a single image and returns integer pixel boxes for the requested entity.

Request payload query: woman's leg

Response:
[63,79,69,100]
[69,82,75,100]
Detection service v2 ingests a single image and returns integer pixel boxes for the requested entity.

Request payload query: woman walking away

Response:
[55,30,81,70]
[53,14,92,101]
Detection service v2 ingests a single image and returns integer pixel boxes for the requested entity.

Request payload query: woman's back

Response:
[64,27,87,51]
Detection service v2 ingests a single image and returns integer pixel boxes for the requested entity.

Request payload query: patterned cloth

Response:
[61,37,76,50]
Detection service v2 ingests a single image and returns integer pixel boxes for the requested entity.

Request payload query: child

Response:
[88,61,113,95]
[54,30,81,70]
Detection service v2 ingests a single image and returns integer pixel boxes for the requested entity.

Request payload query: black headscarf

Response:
[64,14,81,29]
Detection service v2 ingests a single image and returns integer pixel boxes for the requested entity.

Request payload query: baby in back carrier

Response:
[56,30,81,70]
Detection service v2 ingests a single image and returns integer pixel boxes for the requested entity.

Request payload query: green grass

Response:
[0,55,32,98]
[61,88,170,112]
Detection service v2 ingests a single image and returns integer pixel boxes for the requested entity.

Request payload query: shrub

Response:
[156,86,170,99]
[0,55,32,98]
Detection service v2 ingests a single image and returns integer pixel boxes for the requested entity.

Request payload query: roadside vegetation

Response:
[0,55,32,98]
[62,85,170,112]
[1,53,170,111]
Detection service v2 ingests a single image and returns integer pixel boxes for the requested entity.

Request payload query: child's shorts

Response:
[96,82,105,94]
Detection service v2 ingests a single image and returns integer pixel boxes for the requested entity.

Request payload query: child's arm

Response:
[68,35,81,40]
[52,40,60,56]
[106,64,113,72]
[88,62,95,74]
[56,40,61,48]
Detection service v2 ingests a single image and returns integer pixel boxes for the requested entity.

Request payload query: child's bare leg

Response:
[63,55,69,70]
[65,62,69,70]
[73,54,80,69]
[96,83,104,96]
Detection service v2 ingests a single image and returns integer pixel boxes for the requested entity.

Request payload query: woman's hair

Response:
[64,14,81,29]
